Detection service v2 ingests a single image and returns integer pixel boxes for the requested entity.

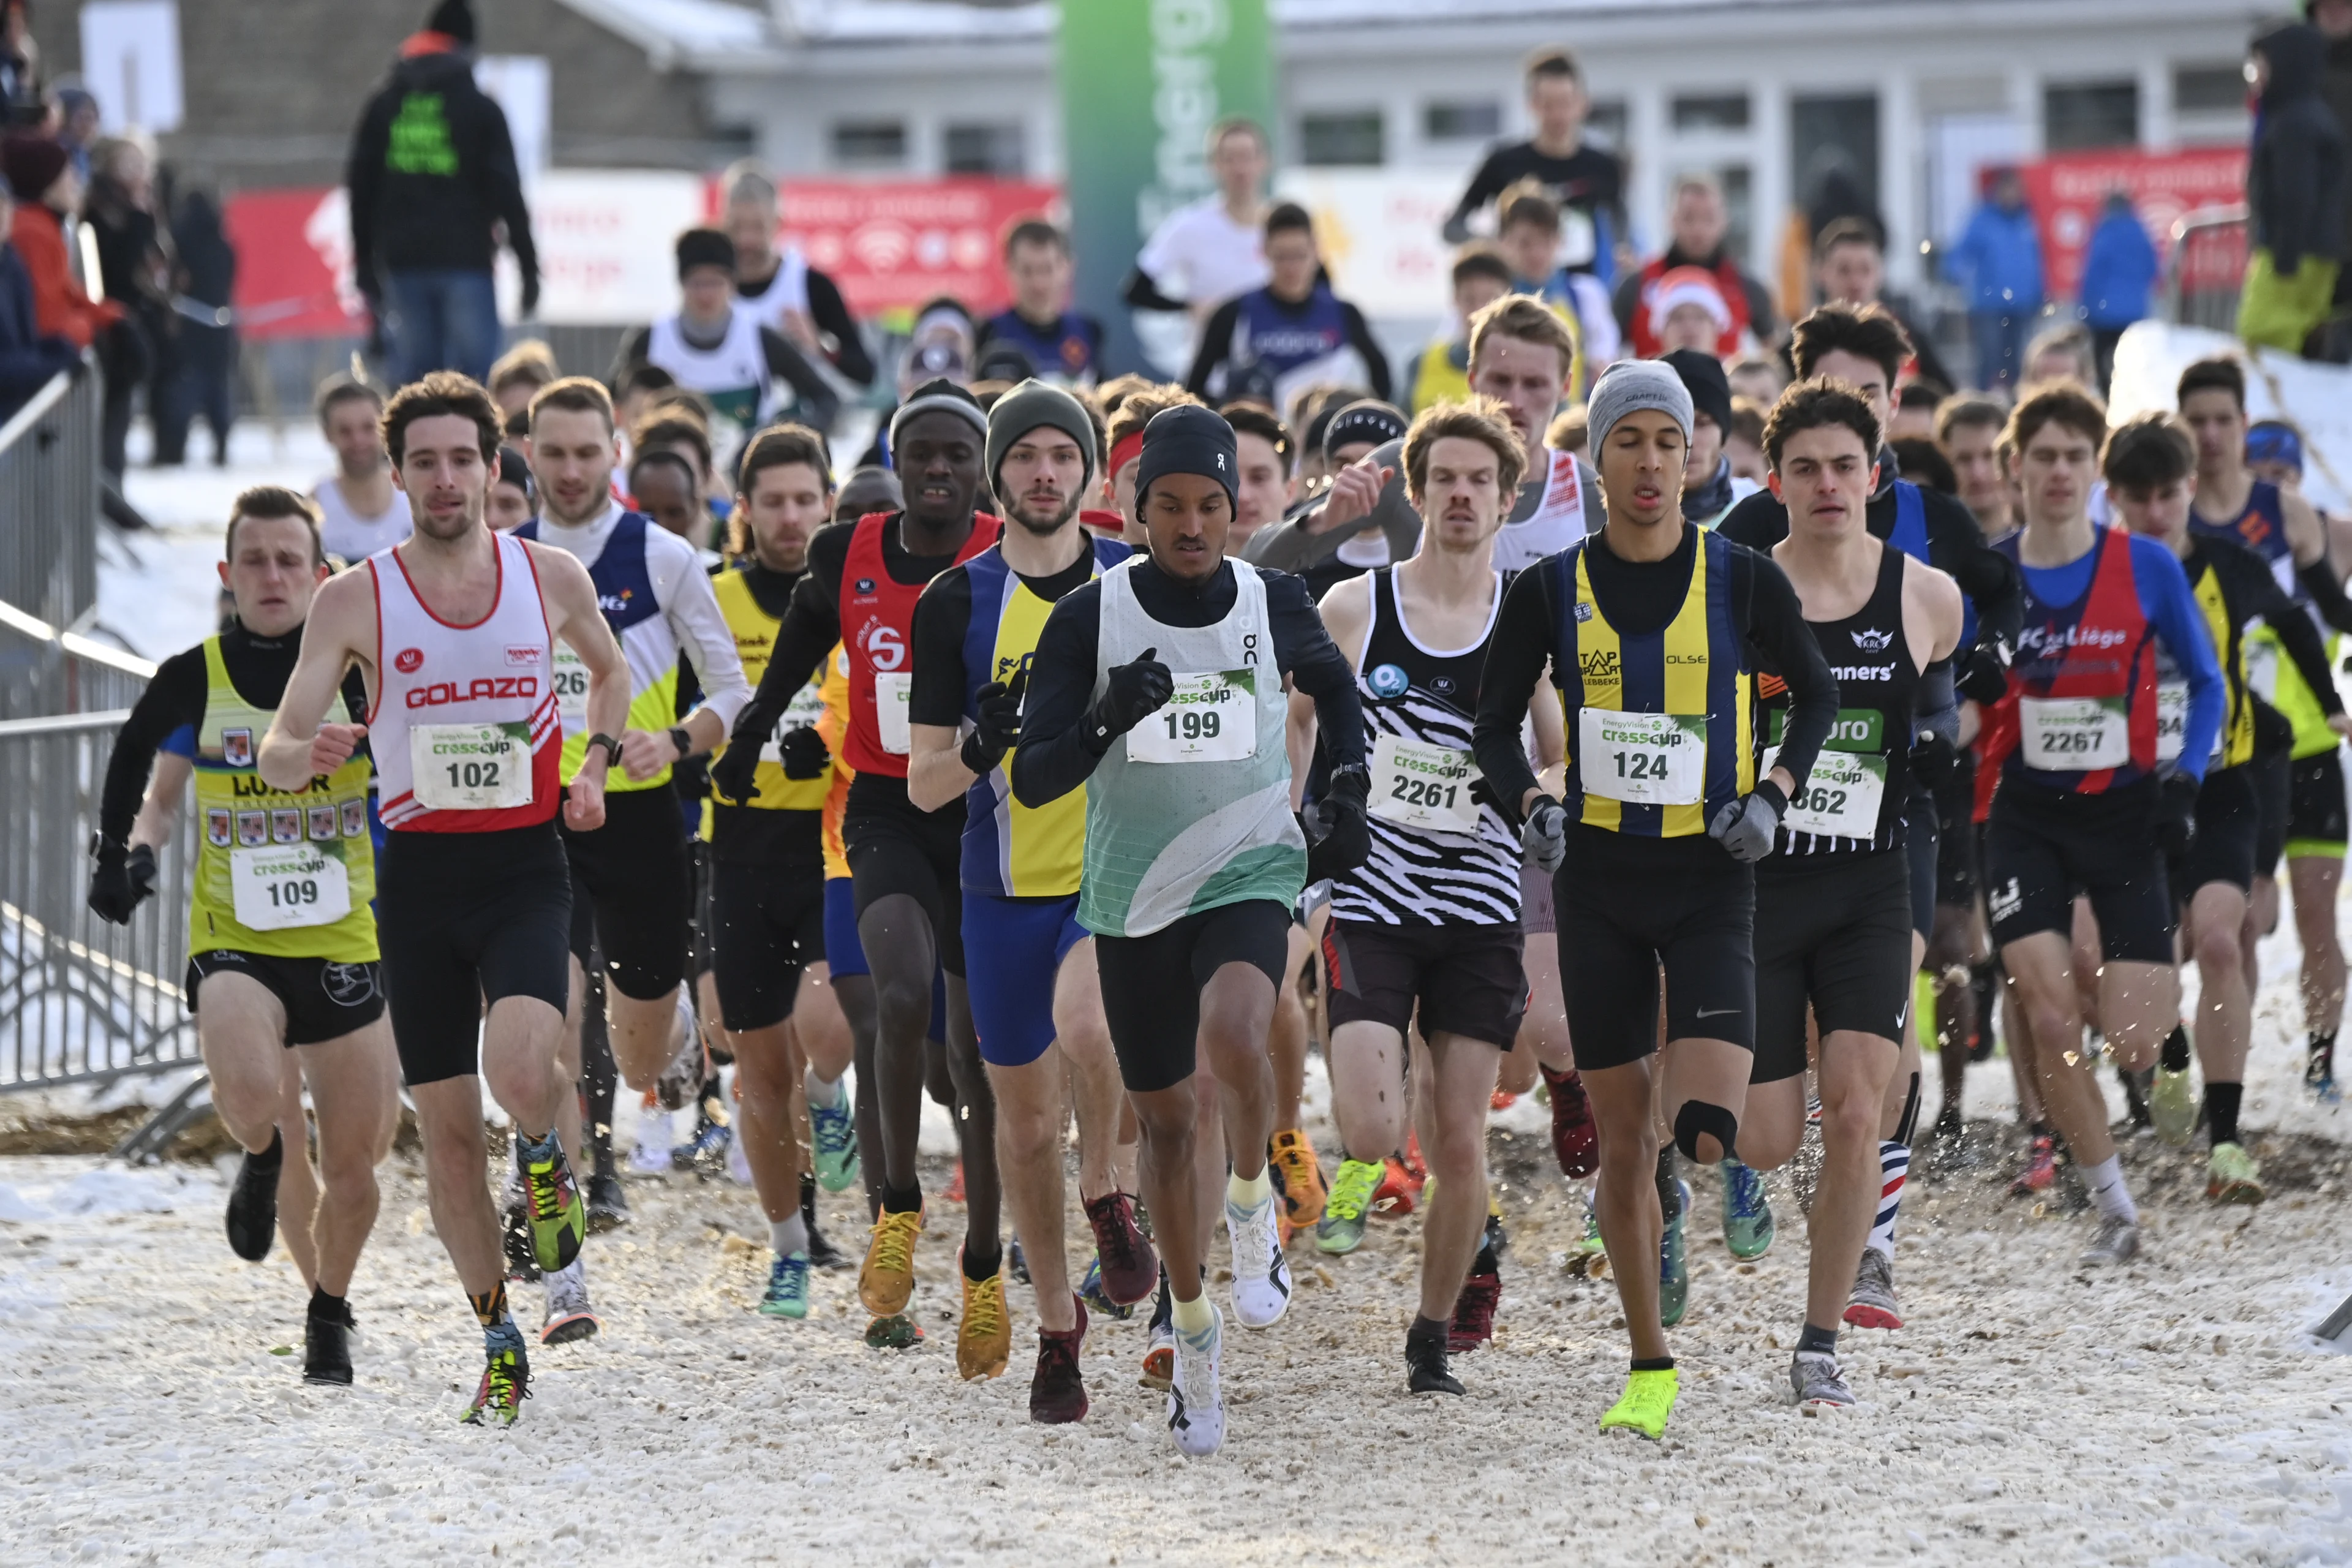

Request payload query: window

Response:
[831,119,906,169]
[1586,99,1629,153]
[944,121,1025,177]
[1300,110,1384,167]
[1423,99,1501,143]
[2043,80,2139,151]
[2173,62,2247,115]
[1672,92,1751,132]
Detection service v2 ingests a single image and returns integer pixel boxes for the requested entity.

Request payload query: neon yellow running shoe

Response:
[2151,1065,2197,1147]
[1599,1366,1679,1440]
[1314,1158,1384,1255]
[2206,1141,2266,1205]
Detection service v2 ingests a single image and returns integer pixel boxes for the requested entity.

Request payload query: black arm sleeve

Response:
[98,647,206,846]
[1268,572,1365,769]
[907,570,974,728]
[803,268,875,388]
[1122,266,1187,313]
[1010,582,1107,807]
[1340,303,1393,402]
[1183,298,1242,399]
[760,327,842,432]
[1742,552,1838,793]
[2296,555,2352,639]
[735,530,846,747]
[1471,565,1558,828]
[1929,491,2022,657]
[1441,149,1509,244]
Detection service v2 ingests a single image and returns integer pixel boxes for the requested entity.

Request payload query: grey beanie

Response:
[986,379,1100,501]
[889,377,989,454]
[1586,358,1695,453]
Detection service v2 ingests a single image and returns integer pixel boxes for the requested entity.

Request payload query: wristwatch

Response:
[669,725,695,761]
[584,732,622,766]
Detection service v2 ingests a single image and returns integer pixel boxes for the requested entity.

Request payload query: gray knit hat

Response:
[888,378,988,454]
[986,379,1100,502]
[1586,358,1695,452]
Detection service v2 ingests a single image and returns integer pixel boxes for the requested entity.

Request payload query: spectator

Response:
[1407,245,1512,413]
[1942,166,2045,390]
[1494,183,1607,386]
[1125,117,1272,352]
[2077,190,2158,389]
[978,218,1104,387]
[0,182,79,418]
[486,337,557,420]
[1648,266,1736,356]
[0,2,37,126]
[1724,394,1767,484]
[2,135,117,349]
[1810,217,1957,390]
[2023,320,2097,387]
[1614,173,1776,358]
[1184,202,1390,409]
[1660,347,1760,528]
[83,135,167,473]
[53,86,95,179]
[1441,46,1625,284]
[719,159,875,387]
[344,0,537,385]
[1777,155,1885,320]
[2238,21,2347,354]
[159,187,235,467]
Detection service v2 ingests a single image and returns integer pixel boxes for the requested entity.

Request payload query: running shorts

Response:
[377,822,573,1087]
[842,774,965,976]
[1322,919,1528,1049]
[964,891,1090,1068]
[1903,788,1937,941]
[184,950,385,1048]
[1983,778,2173,964]
[1753,851,1915,1082]
[1933,755,1979,909]
[710,860,827,1032]
[2250,751,2290,875]
[2286,749,2349,859]
[1095,899,1292,1094]
[823,876,867,978]
[687,839,714,981]
[2167,762,2260,899]
[560,786,690,1001]
[1551,825,1757,1069]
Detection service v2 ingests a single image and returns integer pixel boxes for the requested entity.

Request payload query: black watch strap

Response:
[669,725,695,761]
[584,732,622,765]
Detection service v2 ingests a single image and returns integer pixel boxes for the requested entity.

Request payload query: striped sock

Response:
[1864,1141,1909,1261]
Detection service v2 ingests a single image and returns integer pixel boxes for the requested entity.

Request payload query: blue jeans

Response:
[385,268,501,386]
[1969,311,2034,392]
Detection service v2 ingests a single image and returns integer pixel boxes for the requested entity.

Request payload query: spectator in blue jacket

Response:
[1943,168,2046,390]
[2078,190,2159,392]
[0,182,81,420]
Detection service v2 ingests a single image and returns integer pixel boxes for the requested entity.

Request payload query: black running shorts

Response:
[184,950,385,1048]
[1095,899,1292,1094]
[1551,824,1756,1070]
[377,822,573,1087]
[2249,752,2290,875]
[1983,778,2173,964]
[842,772,966,976]
[2167,761,2260,898]
[2287,749,2349,858]
[1753,851,1916,1083]
[560,786,690,1001]
[710,859,828,1032]
[1322,919,1528,1049]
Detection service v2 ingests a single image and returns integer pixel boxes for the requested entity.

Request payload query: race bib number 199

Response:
[1126,672,1256,764]
[411,723,535,810]
[1578,709,1706,805]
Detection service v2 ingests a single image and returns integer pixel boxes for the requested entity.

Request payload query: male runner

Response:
[1013,404,1370,1455]
[1738,381,1962,1407]
[718,160,876,388]
[905,380,1155,1415]
[978,221,1104,388]
[1308,399,1555,1395]
[310,378,409,564]
[1183,202,1391,409]
[716,380,1006,1360]
[1980,383,2223,1266]
[1474,360,1839,1440]
[258,371,630,1425]
[2106,412,2350,1198]
[90,487,401,1385]
[518,375,752,1341]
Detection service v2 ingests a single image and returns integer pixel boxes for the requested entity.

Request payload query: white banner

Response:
[494,170,708,326]
[1273,168,1462,319]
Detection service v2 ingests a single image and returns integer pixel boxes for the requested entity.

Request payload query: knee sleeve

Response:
[1893,1071,1921,1145]
[1674,1099,1740,1164]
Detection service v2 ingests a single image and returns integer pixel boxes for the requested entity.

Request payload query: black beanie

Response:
[986,379,1099,500]
[1662,348,1733,437]
[675,227,736,279]
[426,0,476,43]
[1134,404,1238,517]
[1321,399,1408,459]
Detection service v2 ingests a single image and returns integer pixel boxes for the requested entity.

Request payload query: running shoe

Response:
[499,1172,541,1283]
[1659,1178,1691,1329]
[1843,1248,1904,1331]
[1598,1366,1678,1440]
[2010,1134,2057,1196]
[1371,1153,1422,1218]
[1575,1188,1607,1259]
[1140,1274,1175,1392]
[1789,1350,1854,1409]
[1166,1307,1226,1457]
[809,1091,860,1192]
[2206,1142,2266,1205]
[801,1174,848,1271]
[519,1135,586,1273]
[584,1168,629,1232]
[1226,1190,1293,1329]
[1406,1317,1464,1395]
[1542,1065,1598,1178]
[669,1114,733,1174]
[864,1314,924,1349]
[760,1251,812,1319]
[1009,1238,1030,1287]
[224,1142,281,1263]
[655,1020,706,1112]
[943,1161,967,1204]
[1268,1129,1328,1227]
[1077,1254,1136,1321]
[1929,1106,1965,1149]
[1490,1090,1517,1111]
[1483,1198,1509,1261]
[629,1102,673,1175]
[2307,1039,2341,1104]
[303,1298,354,1386]
[2077,1215,2141,1267]
[2150,1065,2197,1147]
[1083,1191,1158,1306]
[956,1253,1011,1381]
[461,1326,530,1427]
[2120,1066,2154,1133]
[1315,1158,1383,1255]
[540,1259,600,1345]
[1029,1297,1088,1425]
[858,1204,924,1317]
[1448,1270,1499,1353]
[1720,1156,1774,1259]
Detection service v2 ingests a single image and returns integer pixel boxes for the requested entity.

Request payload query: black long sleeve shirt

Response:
[1011,559,1363,809]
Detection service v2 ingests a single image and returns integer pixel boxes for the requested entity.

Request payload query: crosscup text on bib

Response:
[1579,708,1707,805]
[1125,671,1258,764]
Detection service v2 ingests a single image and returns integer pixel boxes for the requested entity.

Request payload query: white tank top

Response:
[313,474,410,565]
[367,531,563,833]
[736,247,810,335]
[1493,448,1601,572]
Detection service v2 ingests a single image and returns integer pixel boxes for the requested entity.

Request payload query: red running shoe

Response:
[1449,1270,1500,1352]
[1028,1297,1089,1425]
[943,1161,966,1204]
[1082,1191,1159,1306]
[2010,1134,2057,1195]
[1542,1065,1598,1179]
[1372,1154,1422,1217]
[1490,1090,1518,1111]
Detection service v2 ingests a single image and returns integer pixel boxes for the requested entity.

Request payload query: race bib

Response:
[1126,672,1257,764]
[552,647,590,727]
[2018,695,2130,772]
[766,679,827,765]
[1578,709,1706,805]
[1370,732,1482,835]
[873,671,912,756]
[230,843,352,932]
[410,722,535,810]
[1765,744,1885,839]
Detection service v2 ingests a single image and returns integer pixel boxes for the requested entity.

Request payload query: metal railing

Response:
[2167,203,2249,334]
[0,597,158,721]
[0,369,102,630]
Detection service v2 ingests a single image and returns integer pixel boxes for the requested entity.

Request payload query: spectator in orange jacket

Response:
[3,133,119,349]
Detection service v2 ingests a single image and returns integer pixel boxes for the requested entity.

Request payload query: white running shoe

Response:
[2077,1215,2141,1267]
[1166,1308,1226,1457]
[1225,1192,1293,1329]
[541,1258,600,1345]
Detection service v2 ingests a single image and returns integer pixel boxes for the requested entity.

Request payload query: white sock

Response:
[1865,1141,1909,1261]
[805,1068,845,1110]
[1226,1168,1272,1212]
[771,1213,810,1257]
[2082,1155,2138,1223]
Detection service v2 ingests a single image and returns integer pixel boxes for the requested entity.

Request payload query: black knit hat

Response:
[1134,404,1239,516]
[425,0,475,43]
[675,227,736,280]
[1662,348,1733,437]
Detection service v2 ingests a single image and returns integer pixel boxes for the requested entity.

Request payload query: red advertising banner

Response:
[752,179,1066,319]
[223,186,361,339]
[2017,146,2248,301]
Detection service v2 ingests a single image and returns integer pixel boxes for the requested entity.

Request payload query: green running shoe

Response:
[1575,1188,1607,1256]
[809,1091,860,1193]
[1599,1366,1678,1439]
[864,1313,924,1349]
[1315,1158,1384,1255]
[1721,1156,1775,1259]
[461,1326,530,1427]
[760,1251,811,1319]
[2150,1065,2197,1147]
[1659,1178,1691,1329]
[2206,1141,2266,1205]
[519,1133,585,1273]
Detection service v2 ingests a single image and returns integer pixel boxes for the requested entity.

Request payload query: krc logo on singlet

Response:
[405,675,540,708]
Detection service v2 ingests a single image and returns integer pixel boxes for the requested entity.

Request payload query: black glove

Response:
[1958,644,2010,706]
[710,709,772,804]
[1301,764,1371,883]
[519,271,541,320]
[2252,696,2295,760]
[1908,728,1959,790]
[2154,771,2199,859]
[777,724,831,780]
[960,667,1028,775]
[1522,794,1569,875]
[1084,646,1174,752]
[87,840,157,925]
[1707,779,1789,864]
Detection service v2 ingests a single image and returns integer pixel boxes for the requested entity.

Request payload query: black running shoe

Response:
[303,1303,354,1385]
[1009,1237,1031,1286]
[585,1168,629,1232]
[1406,1319,1463,1395]
[224,1140,282,1263]
[801,1173,849,1270]
[501,1186,541,1283]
